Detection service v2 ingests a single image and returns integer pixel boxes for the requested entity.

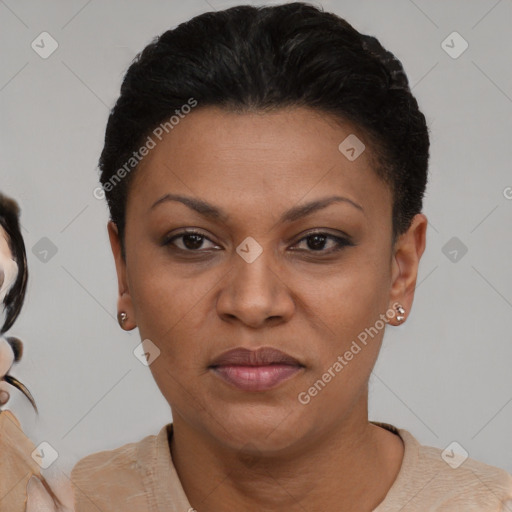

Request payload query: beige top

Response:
[0,409,75,511]
[0,410,42,512]
[70,421,512,512]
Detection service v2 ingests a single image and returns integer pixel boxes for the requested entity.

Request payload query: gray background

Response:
[1,0,511,476]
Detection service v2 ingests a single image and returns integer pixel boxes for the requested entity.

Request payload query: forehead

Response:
[127,106,391,222]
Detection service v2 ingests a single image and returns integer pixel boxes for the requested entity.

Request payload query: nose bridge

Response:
[216,237,293,326]
[232,239,279,302]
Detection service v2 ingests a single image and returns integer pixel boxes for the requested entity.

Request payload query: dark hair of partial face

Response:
[0,199,59,510]
[98,1,429,260]
[0,192,28,334]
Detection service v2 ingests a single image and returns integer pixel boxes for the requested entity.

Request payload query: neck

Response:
[169,399,404,512]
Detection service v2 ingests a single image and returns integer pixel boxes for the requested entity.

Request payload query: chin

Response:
[206,403,309,452]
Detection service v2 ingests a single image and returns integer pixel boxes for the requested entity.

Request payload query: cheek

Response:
[294,260,391,415]
[127,249,184,326]
[131,265,211,405]
[301,253,391,342]
[127,255,220,361]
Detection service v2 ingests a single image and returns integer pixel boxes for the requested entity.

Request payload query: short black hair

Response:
[99,2,429,258]
[0,192,28,334]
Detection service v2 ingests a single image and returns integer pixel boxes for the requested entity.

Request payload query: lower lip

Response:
[210,364,303,391]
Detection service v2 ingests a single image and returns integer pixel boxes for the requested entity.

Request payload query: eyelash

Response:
[162,229,353,255]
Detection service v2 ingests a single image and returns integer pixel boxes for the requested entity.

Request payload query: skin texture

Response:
[0,339,15,386]
[108,106,427,511]
[0,225,18,405]
[0,225,18,307]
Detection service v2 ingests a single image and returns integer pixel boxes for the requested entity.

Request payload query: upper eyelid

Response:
[291,228,351,242]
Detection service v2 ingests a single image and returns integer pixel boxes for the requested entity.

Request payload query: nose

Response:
[216,247,295,329]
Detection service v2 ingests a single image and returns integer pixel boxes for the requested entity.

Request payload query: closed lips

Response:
[209,347,303,367]
[208,346,305,392]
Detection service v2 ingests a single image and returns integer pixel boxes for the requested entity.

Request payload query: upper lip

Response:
[209,347,303,367]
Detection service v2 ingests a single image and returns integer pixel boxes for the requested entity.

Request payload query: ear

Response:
[107,221,137,330]
[387,213,428,325]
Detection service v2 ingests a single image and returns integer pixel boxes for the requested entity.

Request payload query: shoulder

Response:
[70,423,191,511]
[71,432,155,475]
[70,427,163,512]
[0,410,41,476]
[392,426,512,511]
[0,410,42,512]
[413,432,512,489]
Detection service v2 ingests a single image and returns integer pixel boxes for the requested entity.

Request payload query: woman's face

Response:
[109,106,426,452]
[0,225,18,305]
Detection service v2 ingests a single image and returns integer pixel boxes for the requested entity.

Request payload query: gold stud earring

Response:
[117,311,128,329]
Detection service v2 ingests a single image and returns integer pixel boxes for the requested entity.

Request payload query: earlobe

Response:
[388,214,428,325]
[107,221,137,331]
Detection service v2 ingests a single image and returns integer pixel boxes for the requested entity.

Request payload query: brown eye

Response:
[163,230,220,252]
[305,234,329,251]
[180,234,207,250]
[292,232,353,254]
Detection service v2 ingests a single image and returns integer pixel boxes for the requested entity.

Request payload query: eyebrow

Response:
[149,193,364,224]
